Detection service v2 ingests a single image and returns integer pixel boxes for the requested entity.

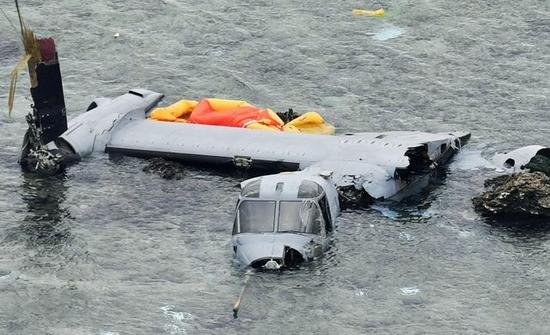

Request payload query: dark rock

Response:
[142,157,185,180]
[523,154,550,177]
[473,172,550,217]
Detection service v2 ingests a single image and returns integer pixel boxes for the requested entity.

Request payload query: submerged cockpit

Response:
[232,179,333,236]
[231,174,339,269]
[233,199,325,235]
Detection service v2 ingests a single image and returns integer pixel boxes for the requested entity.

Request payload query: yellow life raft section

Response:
[149,99,197,122]
[149,98,335,135]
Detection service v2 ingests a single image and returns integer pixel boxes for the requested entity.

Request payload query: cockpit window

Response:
[237,200,275,233]
[278,200,322,235]
[297,180,323,198]
[241,179,261,198]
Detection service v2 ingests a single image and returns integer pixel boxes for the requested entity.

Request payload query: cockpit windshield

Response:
[278,200,322,235]
[237,200,275,233]
[234,199,324,235]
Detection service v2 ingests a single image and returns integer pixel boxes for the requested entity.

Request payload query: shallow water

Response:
[0,0,549,334]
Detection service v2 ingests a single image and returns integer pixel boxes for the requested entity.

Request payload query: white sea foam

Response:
[399,232,415,241]
[160,305,194,335]
[400,287,420,296]
[450,150,496,171]
[371,205,399,219]
[355,288,368,297]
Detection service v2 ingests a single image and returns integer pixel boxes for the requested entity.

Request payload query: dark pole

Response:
[14,0,25,41]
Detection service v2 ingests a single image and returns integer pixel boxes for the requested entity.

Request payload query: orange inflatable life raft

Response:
[188,99,284,130]
[149,98,335,135]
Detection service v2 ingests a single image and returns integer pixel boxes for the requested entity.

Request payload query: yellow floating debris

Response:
[352,8,385,16]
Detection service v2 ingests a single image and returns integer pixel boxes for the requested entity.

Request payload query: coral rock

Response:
[473,172,550,217]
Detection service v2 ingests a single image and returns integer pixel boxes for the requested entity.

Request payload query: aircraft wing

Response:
[306,131,471,201]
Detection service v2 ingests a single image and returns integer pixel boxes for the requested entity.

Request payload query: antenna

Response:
[14,0,25,41]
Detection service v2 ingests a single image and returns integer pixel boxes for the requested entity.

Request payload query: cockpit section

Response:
[233,199,325,235]
[232,175,336,269]
[232,177,333,236]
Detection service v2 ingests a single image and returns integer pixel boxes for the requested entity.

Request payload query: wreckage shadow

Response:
[482,215,550,238]
[109,152,292,181]
[12,172,73,249]
[110,153,453,217]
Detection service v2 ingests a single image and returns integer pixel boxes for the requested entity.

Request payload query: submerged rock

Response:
[143,157,185,180]
[473,172,550,217]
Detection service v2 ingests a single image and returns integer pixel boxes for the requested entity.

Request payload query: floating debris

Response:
[352,8,385,16]
[400,287,420,296]
[373,27,404,41]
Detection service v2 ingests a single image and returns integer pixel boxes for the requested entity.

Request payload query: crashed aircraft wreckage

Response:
[229,133,470,270]
[9,12,548,274]
[12,24,473,270]
[230,144,550,270]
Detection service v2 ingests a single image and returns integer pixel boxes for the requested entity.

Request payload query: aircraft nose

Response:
[235,241,284,269]
[252,257,284,269]
[234,235,306,269]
